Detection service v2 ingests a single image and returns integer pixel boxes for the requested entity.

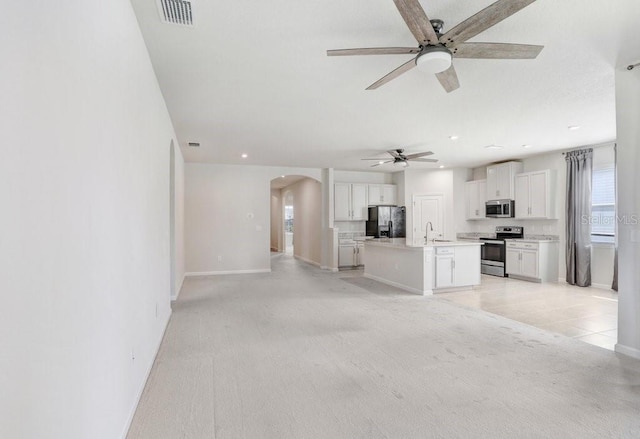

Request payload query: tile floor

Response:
[435,275,619,351]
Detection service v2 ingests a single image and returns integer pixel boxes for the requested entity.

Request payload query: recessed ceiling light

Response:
[241,153,248,158]
[281,175,285,178]
[522,144,532,148]
[378,161,385,165]
[439,165,445,168]
[484,145,503,150]
[449,135,459,140]
[568,125,580,131]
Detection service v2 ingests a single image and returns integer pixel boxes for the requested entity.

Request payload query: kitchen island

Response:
[363,238,483,295]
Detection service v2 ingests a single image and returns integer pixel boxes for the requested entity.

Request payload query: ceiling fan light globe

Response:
[415,48,452,74]
[394,160,409,168]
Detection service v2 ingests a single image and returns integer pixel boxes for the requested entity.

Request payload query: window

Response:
[591,167,615,243]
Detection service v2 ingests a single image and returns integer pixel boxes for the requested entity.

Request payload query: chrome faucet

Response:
[424,222,434,243]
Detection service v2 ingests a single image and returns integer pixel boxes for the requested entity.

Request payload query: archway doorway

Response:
[269,175,322,266]
[284,191,294,255]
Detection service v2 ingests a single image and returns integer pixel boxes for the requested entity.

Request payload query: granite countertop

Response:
[504,237,560,243]
[365,238,484,249]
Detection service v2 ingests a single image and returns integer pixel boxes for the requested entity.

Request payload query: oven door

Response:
[481,240,505,266]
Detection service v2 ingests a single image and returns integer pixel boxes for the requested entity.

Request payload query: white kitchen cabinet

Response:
[505,240,559,282]
[338,242,365,267]
[465,180,487,220]
[334,183,368,221]
[338,245,355,267]
[435,248,455,288]
[486,161,523,200]
[515,170,555,219]
[368,184,397,206]
[435,245,481,289]
[356,242,365,266]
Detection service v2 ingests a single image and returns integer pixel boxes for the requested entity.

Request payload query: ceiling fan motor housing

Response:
[415,45,452,74]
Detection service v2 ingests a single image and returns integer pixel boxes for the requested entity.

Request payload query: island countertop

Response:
[365,238,484,249]
[363,238,482,295]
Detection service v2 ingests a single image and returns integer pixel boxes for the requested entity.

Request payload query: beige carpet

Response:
[128,255,640,438]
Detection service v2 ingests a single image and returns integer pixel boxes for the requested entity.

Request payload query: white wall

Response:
[334,170,393,184]
[270,189,283,251]
[185,164,321,274]
[615,64,640,359]
[173,144,186,299]
[288,178,322,265]
[0,1,180,438]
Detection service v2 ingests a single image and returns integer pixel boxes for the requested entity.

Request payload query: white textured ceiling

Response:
[131,0,640,171]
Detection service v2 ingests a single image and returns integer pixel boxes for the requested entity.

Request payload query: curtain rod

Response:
[561,141,615,155]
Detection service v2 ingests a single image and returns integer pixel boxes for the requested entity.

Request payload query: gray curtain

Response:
[612,144,618,291]
[565,148,593,287]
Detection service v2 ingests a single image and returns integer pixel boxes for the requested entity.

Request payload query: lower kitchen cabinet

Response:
[434,246,481,289]
[338,243,365,267]
[505,240,559,282]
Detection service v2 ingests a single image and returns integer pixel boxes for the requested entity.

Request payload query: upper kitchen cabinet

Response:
[368,184,397,206]
[465,180,486,220]
[515,170,556,219]
[335,183,368,221]
[486,161,523,200]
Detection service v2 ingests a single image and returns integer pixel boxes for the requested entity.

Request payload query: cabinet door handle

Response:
[475,209,479,216]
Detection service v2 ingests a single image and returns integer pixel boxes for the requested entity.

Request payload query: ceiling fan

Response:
[327,0,543,93]
[363,149,438,167]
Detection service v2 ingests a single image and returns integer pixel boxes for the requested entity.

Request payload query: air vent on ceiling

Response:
[156,0,195,27]
[187,142,200,147]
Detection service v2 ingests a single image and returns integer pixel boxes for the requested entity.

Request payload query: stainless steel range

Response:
[479,226,524,277]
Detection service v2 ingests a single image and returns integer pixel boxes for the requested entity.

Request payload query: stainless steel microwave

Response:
[485,199,515,218]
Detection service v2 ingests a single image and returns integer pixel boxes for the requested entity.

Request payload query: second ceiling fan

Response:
[327,0,543,92]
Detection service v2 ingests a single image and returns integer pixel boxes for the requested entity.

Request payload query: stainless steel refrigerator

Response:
[366,206,406,238]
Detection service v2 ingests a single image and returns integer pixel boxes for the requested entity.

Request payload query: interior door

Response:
[413,194,444,245]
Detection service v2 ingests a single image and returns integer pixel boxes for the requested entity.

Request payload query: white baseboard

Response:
[121,309,172,439]
[171,274,186,301]
[321,265,339,272]
[557,278,613,291]
[363,273,430,296]
[615,343,640,360]
[294,255,321,267]
[185,269,271,276]
[590,282,613,290]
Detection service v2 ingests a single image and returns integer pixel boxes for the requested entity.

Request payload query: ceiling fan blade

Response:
[404,151,434,159]
[440,0,537,47]
[435,64,460,93]
[366,58,417,90]
[411,158,439,163]
[452,42,543,59]
[327,47,420,56]
[370,161,394,167]
[362,158,390,161]
[392,0,440,45]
